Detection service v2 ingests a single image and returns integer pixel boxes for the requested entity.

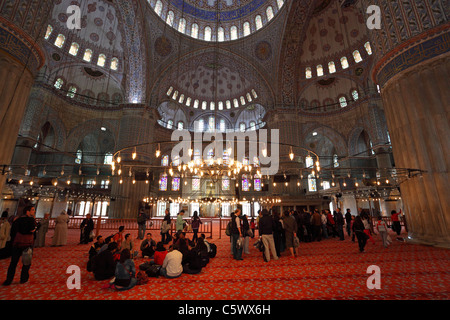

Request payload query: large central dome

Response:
[148,0,285,41]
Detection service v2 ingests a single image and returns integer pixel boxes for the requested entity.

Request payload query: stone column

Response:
[109,105,157,218]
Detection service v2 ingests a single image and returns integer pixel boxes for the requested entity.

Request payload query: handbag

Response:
[293,236,300,248]
[13,232,34,248]
[236,236,244,249]
[22,247,33,266]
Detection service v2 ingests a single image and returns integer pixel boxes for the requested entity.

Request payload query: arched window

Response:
[44,25,53,40]
[191,23,199,38]
[240,123,246,132]
[255,15,263,30]
[185,97,191,107]
[249,121,256,130]
[220,119,226,132]
[67,86,77,98]
[218,101,224,110]
[305,67,312,79]
[166,11,175,27]
[222,177,230,191]
[83,49,93,62]
[196,119,204,132]
[204,26,212,41]
[167,86,174,96]
[172,177,181,191]
[193,99,199,109]
[110,58,119,70]
[254,174,261,191]
[246,93,252,102]
[159,173,168,191]
[308,173,317,192]
[317,65,324,77]
[339,96,348,108]
[242,174,249,191]
[69,42,79,56]
[54,78,64,89]
[208,116,215,131]
[177,121,184,130]
[172,90,178,100]
[240,96,246,105]
[277,0,285,9]
[201,101,207,110]
[333,154,339,167]
[243,22,251,36]
[351,89,359,101]
[305,155,314,168]
[233,98,239,108]
[230,26,238,40]
[217,27,225,42]
[328,61,336,73]
[154,0,163,16]
[75,149,82,164]
[341,56,349,69]
[54,34,65,48]
[226,100,232,109]
[364,42,372,55]
[178,94,185,104]
[97,54,106,67]
[167,119,173,129]
[353,50,363,63]
[266,6,274,21]
[210,101,215,110]
[251,89,258,99]
[162,155,169,166]
[104,152,113,165]
[178,18,186,33]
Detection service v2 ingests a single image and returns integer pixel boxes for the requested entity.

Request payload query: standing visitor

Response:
[375,216,390,248]
[161,209,171,244]
[0,211,12,259]
[137,208,148,240]
[191,211,202,242]
[345,209,353,236]
[80,213,94,244]
[391,209,402,235]
[310,209,322,242]
[282,211,298,257]
[52,211,69,246]
[230,209,243,261]
[352,216,368,253]
[3,206,36,285]
[35,213,50,247]
[176,210,186,233]
[241,215,251,254]
[321,210,328,239]
[258,209,278,262]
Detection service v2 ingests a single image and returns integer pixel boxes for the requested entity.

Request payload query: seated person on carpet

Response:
[98,235,112,254]
[174,232,190,263]
[91,242,118,281]
[160,243,183,279]
[112,226,125,250]
[193,237,210,267]
[140,233,156,258]
[153,241,168,266]
[182,241,204,274]
[87,235,104,272]
[200,233,217,258]
[111,249,137,291]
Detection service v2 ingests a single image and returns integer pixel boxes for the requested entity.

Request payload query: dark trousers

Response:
[312,225,322,241]
[192,229,199,242]
[393,221,401,235]
[231,233,242,260]
[355,232,367,252]
[5,246,32,284]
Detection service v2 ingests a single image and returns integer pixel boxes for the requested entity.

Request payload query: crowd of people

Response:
[0,204,403,287]
[228,207,402,261]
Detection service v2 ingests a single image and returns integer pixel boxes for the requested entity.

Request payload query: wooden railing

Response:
[36,217,214,239]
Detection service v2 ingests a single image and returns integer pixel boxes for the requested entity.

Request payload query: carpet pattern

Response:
[0,224,449,300]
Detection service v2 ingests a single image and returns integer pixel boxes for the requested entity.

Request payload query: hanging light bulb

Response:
[19,179,23,184]
[132,147,137,160]
[289,147,294,161]
[117,153,121,163]
[119,178,123,184]
[156,144,161,158]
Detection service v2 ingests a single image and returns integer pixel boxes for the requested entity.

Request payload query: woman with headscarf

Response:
[52,211,69,246]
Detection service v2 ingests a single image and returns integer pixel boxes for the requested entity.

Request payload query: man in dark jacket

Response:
[335,208,345,240]
[310,209,322,242]
[258,209,278,262]
[230,209,243,260]
[3,206,36,285]
[92,242,118,280]
[345,209,353,236]
[80,214,94,244]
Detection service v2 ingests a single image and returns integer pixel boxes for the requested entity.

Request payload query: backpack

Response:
[225,221,231,236]
[145,264,161,277]
[136,270,149,285]
[208,243,217,258]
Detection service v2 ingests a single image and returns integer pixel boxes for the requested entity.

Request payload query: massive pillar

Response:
[0,1,50,192]
[367,0,450,247]
[109,105,157,218]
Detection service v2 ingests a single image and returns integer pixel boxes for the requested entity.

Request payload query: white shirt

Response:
[162,249,183,277]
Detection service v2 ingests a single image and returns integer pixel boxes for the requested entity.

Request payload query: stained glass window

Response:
[172,177,180,191]
[341,56,349,69]
[222,177,230,191]
[243,22,251,36]
[159,174,168,191]
[191,23,199,38]
[220,119,226,132]
[110,58,119,70]
[83,49,93,62]
[328,61,336,73]
[267,6,274,21]
[353,50,363,63]
[233,99,239,108]
[162,155,169,166]
[154,0,163,16]
[204,26,212,41]
[251,89,258,99]
[242,174,249,191]
[54,78,64,89]
[317,65,324,77]
[352,89,359,101]
[178,18,186,33]
[253,156,260,167]
[255,15,263,30]
[226,100,232,109]
[305,155,314,168]
[364,42,372,55]
[306,67,312,79]
[339,96,347,108]
[254,175,261,191]
[246,93,252,102]
[230,26,238,40]
[308,173,317,192]
[166,11,175,27]
[223,149,229,164]
[192,176,200,191]
[218,27,225,42]
[97,54,106,67]
[209,116,215,131]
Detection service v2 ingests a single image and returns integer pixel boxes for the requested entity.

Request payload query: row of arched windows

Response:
[301,89,360,112]
[305,43,372,79]
[162,116,258,133]
[150,0,284,41]
[45,25,120,71]
[167,86,258,110]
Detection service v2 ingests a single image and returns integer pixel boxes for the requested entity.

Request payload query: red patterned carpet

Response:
[0,222,449,301]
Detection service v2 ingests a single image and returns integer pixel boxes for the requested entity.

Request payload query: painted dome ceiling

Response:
[147,0,286,41]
